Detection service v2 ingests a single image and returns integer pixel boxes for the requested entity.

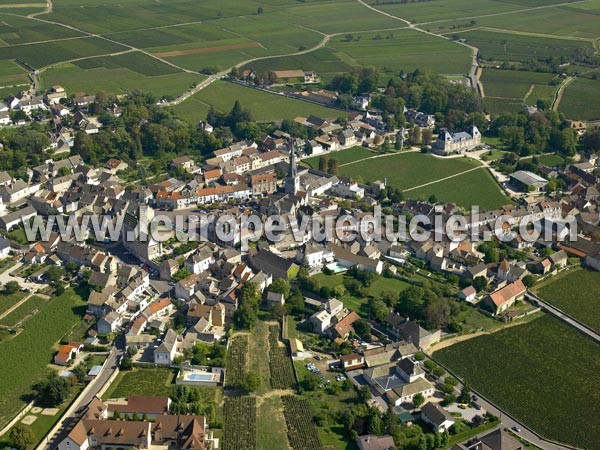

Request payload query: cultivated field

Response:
[0,288,86,427]
[223,396,257,450]
[0,295,46,327]
[0,291,26,316]
[435,315,600,449]
[173,81,341,123]
[534,268,600,332]
[559,76,600,121]
[481,69,555,99]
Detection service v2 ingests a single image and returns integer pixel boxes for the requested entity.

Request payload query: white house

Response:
[184,246,215,274]
[153,328,179,365]
[421,402,455,434]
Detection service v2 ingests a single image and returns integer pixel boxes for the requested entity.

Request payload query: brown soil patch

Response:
[154,42,261,58]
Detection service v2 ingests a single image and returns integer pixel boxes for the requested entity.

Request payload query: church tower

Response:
[284,141,300,195]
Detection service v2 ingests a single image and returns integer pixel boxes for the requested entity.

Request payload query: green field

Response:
[327,28,472,75]
[459,29,595,63]
[406,166,511,210]
[435,315,600,449]
[378,0,521,24]
[534,268,600,332]
[337,151,486,193]
[302,146,376,168]
[0,288,86,426]
[173,81,342,123]
[0,291,26,316]
[559,76,600,121]
[102,367,176,398]
[0,295,47,327]
[481,69,555,99]
[483,97,526,114]
[41,61,203,98]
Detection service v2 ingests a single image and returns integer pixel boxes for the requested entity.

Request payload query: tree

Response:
[256,6,263,13]
[522,274,537,288]
[34,372,72,406]
[458,383,471,403]
[353,319,371,339]
[3,280,20,294]
[302,372,321,391]
[120,356,133,370]
[421,128,433,146]
[269,278,290,298]
[318,155,329,172]
[472,276,488,292]
[46,266,66,283]
[73,364,87,384]
[413,393,425,407]
[9,425,35,450]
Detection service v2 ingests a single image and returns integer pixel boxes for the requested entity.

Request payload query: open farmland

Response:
[0,295,46,327]
[406,166,510,210]
[0,288,86,427]
[435,315,600,449]
[338,152,482,191]
[0,291,26,316]
[534,268,600,332]
[481,69,555,99]
[328,28,472,75]
[41,62,203,98]
[102,367,176,399]
[301,146,376,168]
[173,81,342,122]
[558,76,600,121]
[458,29,595,63]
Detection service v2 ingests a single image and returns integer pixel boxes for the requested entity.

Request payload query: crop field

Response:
[0,36,126,69]
[0,13,83,45]
[0,59,29,86]
[328,29,472,75]
[103,367,176,399]
[481,68,555,99]
[457,29,595,63]
[173,81,341,123]
[406,167,510,210]
[559,76,600,121]
[534,268,600,332]
[435,315,600,449]
[301,146,376,168]
[281,396,323,450]
[0,288,86,427]
[223,395,257,450]
[225,334,249,389]
[338,152,482,191]
[0,291,26,316]
[377,0,522,24]
[268,325,296,390]
[40,62,203,98]
[483,97,525,114]
[0,295,46,327]
[443,6,600,39]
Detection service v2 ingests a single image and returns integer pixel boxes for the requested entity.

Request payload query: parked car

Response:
[512,426,522,433]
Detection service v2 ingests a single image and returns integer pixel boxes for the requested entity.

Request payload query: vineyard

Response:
[223,395,257,450]
[225,335,249,389]
[268,325,296,390]
[281,395,323,450]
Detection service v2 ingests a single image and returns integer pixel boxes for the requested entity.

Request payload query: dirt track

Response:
[154,42,261,58]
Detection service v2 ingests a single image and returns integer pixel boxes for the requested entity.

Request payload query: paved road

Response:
[525,292,600,343]
[39,345,123,450]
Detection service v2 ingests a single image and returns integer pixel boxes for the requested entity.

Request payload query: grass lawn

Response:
[534,267,600,332]
[0,291,26,316]
[301,147,376,169]
[173,81,343,123]
[435,315,600,449]
[311,273,411,314]
[406,167,511,210]
[0,288,86,427]
[256,395,290,450]
[102,367,176,399]
[338,152,481,191]
[534,153,566,167]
